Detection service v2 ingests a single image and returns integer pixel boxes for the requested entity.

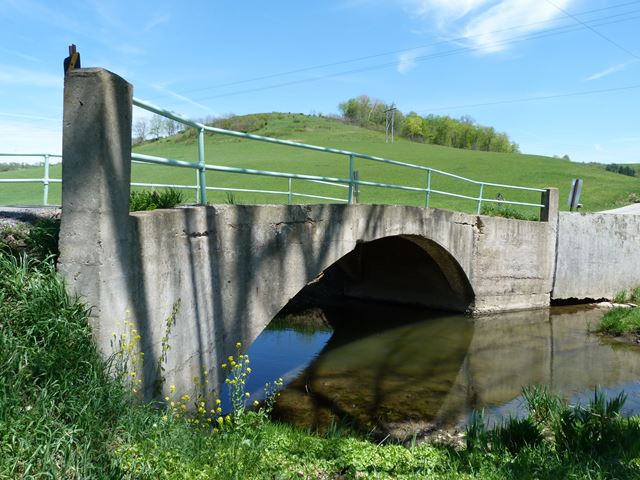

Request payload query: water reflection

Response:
[244,302,640,440]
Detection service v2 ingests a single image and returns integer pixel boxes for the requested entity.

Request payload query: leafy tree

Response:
[402,114,424,141]
[338,95,519,153]
[339,95,390,127]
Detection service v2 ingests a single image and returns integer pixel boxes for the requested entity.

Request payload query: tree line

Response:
[133,115,185,144]
[339,95,519,154]
[605,163,636,177]
[0,162,39,172]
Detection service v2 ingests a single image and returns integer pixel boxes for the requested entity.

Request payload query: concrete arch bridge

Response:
[57,68,640,398]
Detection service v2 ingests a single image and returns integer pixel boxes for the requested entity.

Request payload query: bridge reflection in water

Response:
[243,303,640,440]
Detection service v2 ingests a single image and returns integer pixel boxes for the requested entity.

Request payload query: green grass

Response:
[3,227,640,478]
[613,287,640,305]
[599,307,640,336]
[2,113,639,215]
[480,203,539,221]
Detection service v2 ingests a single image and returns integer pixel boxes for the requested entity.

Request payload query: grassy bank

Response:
[1,113,639,213]
[3,228,640,478]
[599,308,640,336]
[598,288,640,337]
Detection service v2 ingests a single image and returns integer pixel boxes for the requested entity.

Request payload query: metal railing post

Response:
[288,178,292,204]
[476,183,484,214]
[197,127,207,204]
[43,154,50,206]
[425,169,431,208]
[347,154,354,204]
[353,170,360,204]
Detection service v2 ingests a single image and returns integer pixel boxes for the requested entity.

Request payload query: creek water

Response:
[238,301,640,439]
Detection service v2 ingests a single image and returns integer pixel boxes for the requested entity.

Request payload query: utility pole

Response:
[385,104,397,144]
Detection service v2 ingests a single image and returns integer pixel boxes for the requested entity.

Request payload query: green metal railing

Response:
[131,97,546,214]
[0,99,547,214]
[0,153,62,205]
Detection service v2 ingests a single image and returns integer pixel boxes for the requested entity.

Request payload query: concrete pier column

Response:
[58,68,133,354]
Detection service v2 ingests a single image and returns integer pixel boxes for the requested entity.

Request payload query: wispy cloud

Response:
[401,0,574,54]
[585,60,638,81]
[403,0,488,23]
[0,65,60,88]
[0,47,41,63]
[2,0,82,31]
[144,14,170,32]
[612,136,640,144]
[0,111,59,122]
[115,44,146,56]
[0,121,61,157]
[397,48,428,74]
[149,84,218,115]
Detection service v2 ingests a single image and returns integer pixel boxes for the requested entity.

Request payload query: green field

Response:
[1,113,638,214]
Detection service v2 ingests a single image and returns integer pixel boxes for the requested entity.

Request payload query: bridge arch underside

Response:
[282,234,474,316]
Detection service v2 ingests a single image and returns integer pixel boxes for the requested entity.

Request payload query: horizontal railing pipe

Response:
[0,153,62,159]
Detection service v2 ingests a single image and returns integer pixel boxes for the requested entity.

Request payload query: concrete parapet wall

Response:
[552,212,640,300]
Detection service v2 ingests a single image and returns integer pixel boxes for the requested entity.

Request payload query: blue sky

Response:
[0,0,639,164]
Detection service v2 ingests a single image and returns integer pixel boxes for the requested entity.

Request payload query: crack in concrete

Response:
[182,229,214,238]
[273,217,316,228]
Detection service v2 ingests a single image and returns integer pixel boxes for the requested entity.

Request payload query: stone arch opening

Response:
[281,234,474,316]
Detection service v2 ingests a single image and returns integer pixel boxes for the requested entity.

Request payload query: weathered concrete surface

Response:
[58,68,133,356]
[62,203,556,397]
[552,212,640,300]
[57,68,560,399]
[600,204,640,215]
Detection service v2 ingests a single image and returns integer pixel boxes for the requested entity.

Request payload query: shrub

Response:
[129,188,184,212]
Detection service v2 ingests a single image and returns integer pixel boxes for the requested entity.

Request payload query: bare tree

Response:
[133,118,148,144]
[149,115,164,140]
[163,118,177,136]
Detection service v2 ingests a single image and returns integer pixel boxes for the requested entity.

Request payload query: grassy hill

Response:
[0,113,638,215]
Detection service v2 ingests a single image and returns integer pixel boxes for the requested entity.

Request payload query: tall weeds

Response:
[0,253,133,477]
